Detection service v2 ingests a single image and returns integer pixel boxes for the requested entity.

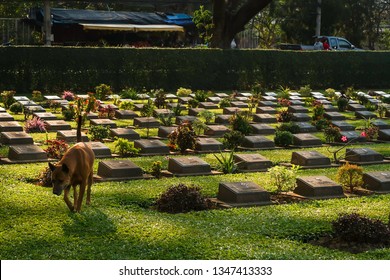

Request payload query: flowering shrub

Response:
[25,117,46,133]
[168,121,197,153]
[98,105,116,119]
[45,139,69,159]
[95,84,113,101]
[62,90,75,101]
[323,125,341,143]
[276,109,293,123]
[277,98,291,107]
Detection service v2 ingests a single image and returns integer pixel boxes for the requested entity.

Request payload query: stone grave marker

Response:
[235,96,249,102]
[348,103,366,111]
[207,96,222,103]
[290,100,305,106]
[167,156,213,176]
[264,92,277,96]
[256,106,277,114]
[153,108,173,118]
[258,101,277,107]
[231,101,248,108]
[294,176,345,198]
[110,128,140,141]
[4,144,48,163]
[86,112,99,120]
[378,129,390,141]
[44,120,72,132]
[0,121,23,132]
[355,111,377,119]
[0,113,14,122]
[89,141,112,158]
[292,133,322,147]
[241,135,275,149]
[331,121,355,131]
[165,93,177,99]
[56,130,89,143]
[261,96,277,102]
[234,154,272,172]
[292,113,311,122]
[137,93,150,99]
[133,103,144,111]
[204,125,229,137]
[291,151,331,167]
[175,115,197,125]
[178,96,193,104]
[317,100,332,105]
[13,96,30,102]
[167,103,186,110]
[223,107,241,115]
[0,131,34,145]
[90,119,117,128]
[134,139,169,155]
[289,92,301,96]
[33,112,57,121]
[239,92,252,97]
[249,123,275,135]
[23,106,46,114]
[44,95,61,101]
[338,131,366,142]
[363,171,390,193]
[288,105,309,113]
[324,112,346,121]
[188,108,205,116]
[371,120,390,130]
[214,114,231,124]
[96,160,144,181]
[289,95,304,101]
[252,113,276,123]
[114,110,138,119]
[18,100,38,107]
[157,126,176,138]
[217,182,271,207]
[293,122,317,133]
[133,117,160,128]
[199,102,219,109]
[0,107,5,112]
[214,93,229,98]
[195,138,224,152]
[345,148,383,163]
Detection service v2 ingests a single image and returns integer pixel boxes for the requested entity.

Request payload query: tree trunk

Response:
[210,0,273,49]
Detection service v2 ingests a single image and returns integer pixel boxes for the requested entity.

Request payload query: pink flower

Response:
[360,131,367,137]
[341,135,348,142]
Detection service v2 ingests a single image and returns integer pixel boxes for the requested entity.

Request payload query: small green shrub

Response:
[298,84,312,97]
[337,97,349,112]
[95,83,113,101]
[176,87,192,97]
[277,122,300,134]
[229,112,252,135]
[156,183,209,213]
[113,138,140,157]
[1,90,16,109]
[274,130,293,147]
[120,87,138,99]
[150,161,162,179]
[140,99,155,117]
[154,89,167,109]
[157,113,174,126]
[119,100,134,110]
[268,165,300,193]
[222,130,244,150]
[277,85,290,99]
[198,110,215,124]
[324,125,341,143]
[32,90,45,102]
[192,119,207,135]
[88,125,110,141]
[336,162,363,193]
[9,102,23,114]
[219,97,232,108]
[325,88,336,100]
[332,213,390,244]
[62,105,76,121]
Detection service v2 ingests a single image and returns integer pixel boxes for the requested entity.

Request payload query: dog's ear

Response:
[49,162,56,172]
[62,163,69,173]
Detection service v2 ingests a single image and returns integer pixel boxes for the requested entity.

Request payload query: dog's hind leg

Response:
[73,185,78,209]
[64,187,74,212]
[86,172,93,205]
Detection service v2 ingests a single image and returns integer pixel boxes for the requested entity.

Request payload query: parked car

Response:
[313,36,363,51]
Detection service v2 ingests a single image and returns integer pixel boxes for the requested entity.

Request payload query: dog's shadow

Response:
[62,208,117,237]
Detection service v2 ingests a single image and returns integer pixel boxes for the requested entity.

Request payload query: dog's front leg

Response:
[63,187,74,212]
[75,182,86,212]
[73,185,78,210]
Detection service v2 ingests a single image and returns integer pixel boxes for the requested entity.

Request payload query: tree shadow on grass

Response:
[62,208,117,238]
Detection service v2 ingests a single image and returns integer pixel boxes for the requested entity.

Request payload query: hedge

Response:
[0,46,389,93]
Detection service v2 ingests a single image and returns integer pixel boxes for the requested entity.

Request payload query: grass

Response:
[2,94,390,260]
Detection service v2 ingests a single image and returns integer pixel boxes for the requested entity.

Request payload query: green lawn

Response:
[1,151,390,260]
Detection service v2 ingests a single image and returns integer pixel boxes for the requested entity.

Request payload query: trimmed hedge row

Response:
[0,46,389,93]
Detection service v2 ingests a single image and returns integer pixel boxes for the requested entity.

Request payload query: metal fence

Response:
[236,29,259,49]
[1,18,33,45]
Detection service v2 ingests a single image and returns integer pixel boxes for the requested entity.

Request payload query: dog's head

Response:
[49,162,71,196]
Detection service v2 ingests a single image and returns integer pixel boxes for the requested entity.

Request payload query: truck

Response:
[276,36,362,51]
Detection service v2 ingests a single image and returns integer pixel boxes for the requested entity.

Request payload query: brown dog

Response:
[49,142,95,212]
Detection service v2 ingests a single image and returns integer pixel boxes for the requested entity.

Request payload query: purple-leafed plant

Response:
[62,90,75,101]
[25,117,46,133]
